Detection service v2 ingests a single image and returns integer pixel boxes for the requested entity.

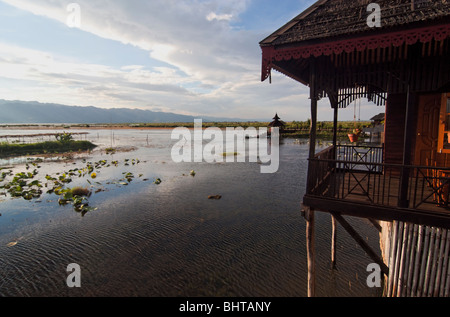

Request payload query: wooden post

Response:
[411,225,424,296]
[398,45,418,208]
[387,221,399,297]
[333,104,338,149]
[309,61,318,161]
[331,212,389,275]
[305,207,316,297]
[398,86,417,208]
[439,229,450,297]
[305,59,318,298]
[331,215,337,269]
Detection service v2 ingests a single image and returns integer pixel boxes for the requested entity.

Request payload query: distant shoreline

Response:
[0,121,372,140]
[0,124,177,131]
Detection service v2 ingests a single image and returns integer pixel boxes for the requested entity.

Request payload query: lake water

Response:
[0,128,382,297]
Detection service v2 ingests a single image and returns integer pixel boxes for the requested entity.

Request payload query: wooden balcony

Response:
[303,145,450,229]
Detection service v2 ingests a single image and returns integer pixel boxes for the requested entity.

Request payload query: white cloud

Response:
[0,0,381,121]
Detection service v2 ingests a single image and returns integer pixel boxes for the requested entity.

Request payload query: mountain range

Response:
[0,100,250,124]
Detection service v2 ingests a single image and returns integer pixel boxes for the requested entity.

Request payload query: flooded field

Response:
[0,128,382,297]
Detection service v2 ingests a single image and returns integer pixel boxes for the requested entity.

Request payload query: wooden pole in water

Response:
[423,228,436,297]
[331,215,337,269]
[428,228,441,297]
[392,221,404,296]
[434,229,446,297]
[417,226,431,297]
[331,212,389,275]
[444,246,450,297]
[305,207,315,297]
[411,225,424,296]
[387,221,399,297]
[406,224,419,297]
[439,229,450,297]
[397,222,409,296]
[305,59,318,298]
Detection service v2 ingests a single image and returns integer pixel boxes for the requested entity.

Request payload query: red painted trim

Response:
[261,23,450,82]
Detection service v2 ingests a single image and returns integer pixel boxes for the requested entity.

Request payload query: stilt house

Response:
[260,0,450,297]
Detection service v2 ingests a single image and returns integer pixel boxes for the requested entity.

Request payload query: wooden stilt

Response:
[439,229,450,297]
[423,228,436,297]
[406,224,419,297]
[434,229,447,297]
[387,221,399,297]
[397,222,410,297]
[331,215,337,269]
[331,212,389,275]
[411,225,424,296]
[417,227,431,297]
[304,59,318,298]
[392,221,404,296]
[305,207,316,297]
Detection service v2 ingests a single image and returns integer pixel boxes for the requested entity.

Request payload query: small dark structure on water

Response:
[261,0,450,297]
[268,113,286,132]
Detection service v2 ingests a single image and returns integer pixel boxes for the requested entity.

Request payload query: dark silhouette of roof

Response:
[260,0,450,47]
[268,113,286,127]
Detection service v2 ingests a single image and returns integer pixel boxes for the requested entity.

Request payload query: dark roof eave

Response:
[259,0,328,46]
[260,0,450,48]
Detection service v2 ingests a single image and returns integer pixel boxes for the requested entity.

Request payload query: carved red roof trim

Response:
[261,23,450,82]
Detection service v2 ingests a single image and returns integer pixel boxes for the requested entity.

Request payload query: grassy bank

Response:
[1,120,371,130]
[0,140,97,158]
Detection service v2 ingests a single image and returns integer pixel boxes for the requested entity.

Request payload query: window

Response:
[438,93,450,153]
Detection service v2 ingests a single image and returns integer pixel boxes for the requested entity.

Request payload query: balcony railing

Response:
[306,145,450,212]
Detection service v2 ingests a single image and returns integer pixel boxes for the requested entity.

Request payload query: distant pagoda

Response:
[268,113,286,132]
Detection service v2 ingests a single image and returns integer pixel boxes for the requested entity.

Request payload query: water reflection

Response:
[0,128,381,297]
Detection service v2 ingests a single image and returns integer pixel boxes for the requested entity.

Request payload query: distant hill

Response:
[0,100,249,124]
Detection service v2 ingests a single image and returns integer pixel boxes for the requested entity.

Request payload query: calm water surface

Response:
[0,128,382,297]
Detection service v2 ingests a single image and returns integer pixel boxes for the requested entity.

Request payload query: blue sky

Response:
[0,0,383,121]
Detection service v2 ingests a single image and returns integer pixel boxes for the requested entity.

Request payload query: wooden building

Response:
[260,0,450,297]
[268,113,286,132]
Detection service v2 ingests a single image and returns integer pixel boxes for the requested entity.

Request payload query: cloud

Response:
[0,0,384,121]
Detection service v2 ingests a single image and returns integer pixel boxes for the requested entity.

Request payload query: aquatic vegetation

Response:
[105,147,116,154]
[55,132,73,143]
[0,138,96,158]
[71,186,91,197]
[0,156,160,216]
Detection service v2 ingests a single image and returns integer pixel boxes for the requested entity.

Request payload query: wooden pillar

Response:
[309,64,318,160]
[305,207,316,297]
[331,215,337,269]
[331,212,389,276]
[333,103,339,149]
[398,87,417,208]
[305,60,318,297]
[398,45,418,208]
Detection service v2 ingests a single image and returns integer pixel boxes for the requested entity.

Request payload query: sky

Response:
[0,0,384,122]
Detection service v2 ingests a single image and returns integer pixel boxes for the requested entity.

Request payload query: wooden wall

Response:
[384,93,408,166]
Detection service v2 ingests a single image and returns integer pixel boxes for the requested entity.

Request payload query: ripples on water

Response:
[0,129,382,297]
